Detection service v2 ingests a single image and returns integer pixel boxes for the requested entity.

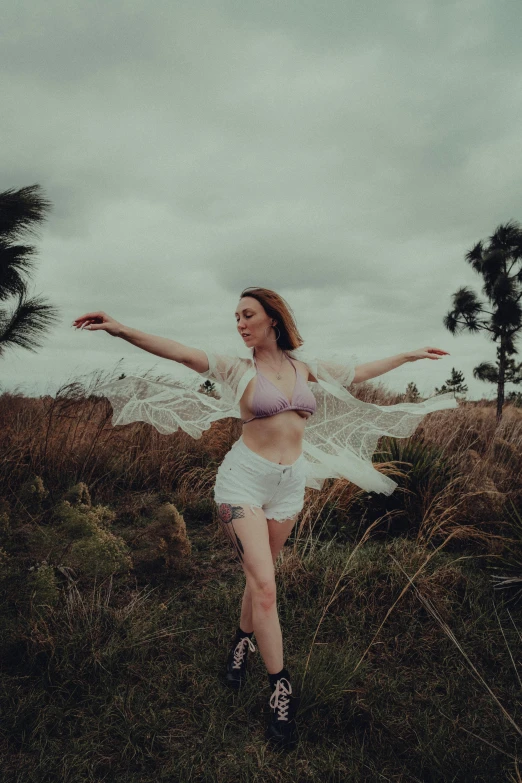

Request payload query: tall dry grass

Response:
[1,370,522,780]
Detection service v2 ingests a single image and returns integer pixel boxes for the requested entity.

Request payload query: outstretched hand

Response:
[406,347,450,362]
[71,311,123,337]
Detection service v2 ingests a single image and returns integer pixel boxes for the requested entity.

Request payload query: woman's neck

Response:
[253,345,286,365]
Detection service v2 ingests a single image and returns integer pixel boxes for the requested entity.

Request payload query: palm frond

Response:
[0,184,52,241]
[0,290,61,355]
[0,242,37,301]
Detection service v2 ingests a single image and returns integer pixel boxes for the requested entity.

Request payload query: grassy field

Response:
[1,373,521,782]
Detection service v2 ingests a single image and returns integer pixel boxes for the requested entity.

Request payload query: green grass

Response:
[1,506,521,782]
[1,387,521,781]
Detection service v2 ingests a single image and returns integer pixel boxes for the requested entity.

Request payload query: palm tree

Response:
[0,184,61,359]
[443,219,522,423]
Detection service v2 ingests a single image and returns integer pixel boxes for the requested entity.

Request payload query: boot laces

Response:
[269,677,292,721]
[232,636,256,669]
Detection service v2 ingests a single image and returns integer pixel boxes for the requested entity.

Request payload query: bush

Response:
[28,563,60,610]
[346,436,460,539]
[66,528,132,579]
[18,475,48,510]
[52,499,117,539]
[130,502,192,577]
[62,481,91,507]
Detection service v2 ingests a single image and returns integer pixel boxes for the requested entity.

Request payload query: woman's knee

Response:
[249,577,277,611]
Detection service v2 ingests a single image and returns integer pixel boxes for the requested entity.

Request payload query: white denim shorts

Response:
[213,436,307,523]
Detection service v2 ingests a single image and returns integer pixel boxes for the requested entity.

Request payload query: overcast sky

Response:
[2,0,521,400]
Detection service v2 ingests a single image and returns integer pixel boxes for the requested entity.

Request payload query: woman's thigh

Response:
[266,513,300,561]
[215,502,275,586]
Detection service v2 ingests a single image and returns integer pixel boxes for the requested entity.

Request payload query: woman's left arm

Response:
[354,346,450,384]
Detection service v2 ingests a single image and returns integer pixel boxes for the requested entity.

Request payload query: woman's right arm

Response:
[72,311,209,372]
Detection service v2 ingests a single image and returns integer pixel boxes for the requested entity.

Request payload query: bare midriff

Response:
[241,410,310,464]
[239,364,312,464]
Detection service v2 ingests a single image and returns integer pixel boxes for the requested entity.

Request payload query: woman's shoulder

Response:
[287,345,360,385]
[286,347,318,382]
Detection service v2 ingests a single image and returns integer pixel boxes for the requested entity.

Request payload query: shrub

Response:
[130,502,192,576]
[49,495,128,579]
[66,528,132,579]
[332,436,460,543]
[28,562,60,609]
[52,499,116,539]
[18,475,48,510]
[63,481,91,507]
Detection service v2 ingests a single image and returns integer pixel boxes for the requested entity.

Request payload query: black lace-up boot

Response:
[265,668,299,750]
[224,628,256,689]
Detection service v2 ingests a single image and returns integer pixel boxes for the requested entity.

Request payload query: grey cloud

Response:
[1,0,519,400]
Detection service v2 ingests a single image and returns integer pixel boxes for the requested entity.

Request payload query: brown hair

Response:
[239,287,304,351]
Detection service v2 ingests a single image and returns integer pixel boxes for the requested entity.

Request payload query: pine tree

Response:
[435,367,468,399]
[404,381,420,402]
[443,219,522,423]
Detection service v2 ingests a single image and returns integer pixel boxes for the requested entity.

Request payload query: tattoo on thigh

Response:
[217,503,246,523]
[216,503,246,563]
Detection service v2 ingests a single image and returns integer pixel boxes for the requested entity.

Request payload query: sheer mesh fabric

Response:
[300,382,457,494]
[92,374,233,439]
[92,344,458,495]
[198,351,252,406]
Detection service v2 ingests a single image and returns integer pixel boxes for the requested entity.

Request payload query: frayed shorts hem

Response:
[213,498,304,523]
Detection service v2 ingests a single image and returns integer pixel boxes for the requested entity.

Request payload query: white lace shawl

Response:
[93,344,458,495]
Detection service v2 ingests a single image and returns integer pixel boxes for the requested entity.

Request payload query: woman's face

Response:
[234,296,275,347]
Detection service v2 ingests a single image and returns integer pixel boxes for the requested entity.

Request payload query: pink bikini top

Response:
[241,352,317,424]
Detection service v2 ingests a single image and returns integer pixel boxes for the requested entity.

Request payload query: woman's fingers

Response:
[425,347,450,359]
[73,321,97,329]
[72,312,106,328]
[72,311,121,336]
[409,346,451,361]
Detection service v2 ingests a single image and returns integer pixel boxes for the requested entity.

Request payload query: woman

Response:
[73,286,458,751]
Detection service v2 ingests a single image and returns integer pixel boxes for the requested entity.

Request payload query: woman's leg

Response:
[238,512,300,639]
[216,502,284,674]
